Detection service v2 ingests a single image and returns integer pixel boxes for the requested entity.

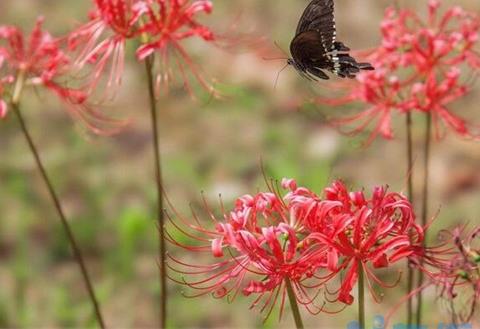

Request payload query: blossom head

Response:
[70,0,224,97]
[137,0,220,96]
[137,0,215,60]
[0,18,69,78]
[321,1,480,143]
[375,0,480,71]
[92,0,147,39]
[67,0,148,94]
[167,178,421,318]
[432,226,480,323]
[0,18,125,133]
[166,183,335,317]
[308,181,420,305]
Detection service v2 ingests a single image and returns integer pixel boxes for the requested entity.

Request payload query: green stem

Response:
[405,111,414,214]
[358,261,366,329]
[393,0,401,11]
[14,220,28,326]
[406,262,415,326]
[285,278,304,329]
[405,111,415,327]
[12,102,105,329]
[144,56,167,328]
[416,112,432,327]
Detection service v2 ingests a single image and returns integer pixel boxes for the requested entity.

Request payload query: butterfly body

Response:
[289,0,374,80]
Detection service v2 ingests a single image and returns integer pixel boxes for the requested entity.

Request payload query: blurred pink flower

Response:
[136,0,218,94]
[137,0,214,60]
[400,225,480,325]
[321,0,480,143]
[407,67,473,139]
[68,0,149,93]
[0,18,122,133]
[376,2,480,71]
[70,0,228,96]
[323,69,403,144]
[432,226,480,323]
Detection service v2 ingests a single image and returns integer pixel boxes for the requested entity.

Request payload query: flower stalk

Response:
[11,71,105,329]
[416,112,432,327]
[144,55,167,328]
[169,178,421,321]
[358,261,366,329]
[405,110,415,327]
[285,278,304,329]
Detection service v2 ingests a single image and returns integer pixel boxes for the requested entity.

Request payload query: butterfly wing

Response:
[295,0,336,51]
[291,0,336,80]
[290,30,331,80]
[290,0,374,80]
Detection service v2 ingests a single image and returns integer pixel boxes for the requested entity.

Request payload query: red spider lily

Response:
[137,0,214,60]
[137,0,220,95]
[430,226,480,323]
[376,2,480,71]
[406,68,476,139]
[70,0,226,96]
[307,181,421,305]
[392,226,480,325]
[68,0,148,94]
[0,18,123,133]
[320,0,480,143]
[165,183,338,318]
[166,178,421,319]
[321,69,403,145]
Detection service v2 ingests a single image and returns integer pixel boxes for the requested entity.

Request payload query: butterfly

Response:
[288,0,374,80]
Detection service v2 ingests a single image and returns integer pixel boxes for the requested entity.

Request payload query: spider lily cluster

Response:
[323,0,480,143]
[68,0,220,96]
[1,0,480,327]
[0,0,224,128]
[0,1,241,327]
[428,227,480,323]
[0,18,104,127]
[168,178,426,317]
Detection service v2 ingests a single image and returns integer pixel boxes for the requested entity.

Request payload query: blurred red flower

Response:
[68,0,148,94]
[137,0,218,95]
[70,0,225,96]
[322,0,480,143]
[0,18,121,133]
[431,226,480,323]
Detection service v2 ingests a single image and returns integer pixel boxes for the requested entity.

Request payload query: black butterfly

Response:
[288,0,374,80]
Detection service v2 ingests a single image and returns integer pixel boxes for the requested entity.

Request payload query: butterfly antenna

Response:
[274,41,289,57]
[262,41,289,61]
[274,63,289,90]
[262,56,289,61]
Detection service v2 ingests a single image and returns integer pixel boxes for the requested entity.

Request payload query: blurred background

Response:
[0,0,479,328]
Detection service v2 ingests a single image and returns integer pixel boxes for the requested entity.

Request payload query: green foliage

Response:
[110,207,150,279]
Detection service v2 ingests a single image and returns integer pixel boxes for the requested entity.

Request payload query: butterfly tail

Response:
[334,54,374,79]
[357,62,375,71]
[333,41,350,52]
